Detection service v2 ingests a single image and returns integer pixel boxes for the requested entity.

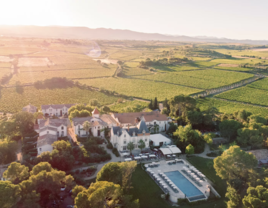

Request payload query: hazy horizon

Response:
[1,0,268,41]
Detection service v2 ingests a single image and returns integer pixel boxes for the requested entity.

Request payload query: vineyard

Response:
[216,85,268,106]
[0,86,120,113]
[198,98,268,116]
[1,38,268,115]
[133,69,254,89]
[109,100,148,113]
[77,77,202,101]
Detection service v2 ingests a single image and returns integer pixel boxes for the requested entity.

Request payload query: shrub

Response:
[112,148,120,157]
[75,169,80,174]
[107,142,113,149]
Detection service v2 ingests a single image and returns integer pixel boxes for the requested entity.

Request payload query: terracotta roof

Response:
[39,118,68,128]
[41,104,75,110]
[37,134,57,147]
[92,108,100,114]
[99,114,117,126]
[112,111,168,125]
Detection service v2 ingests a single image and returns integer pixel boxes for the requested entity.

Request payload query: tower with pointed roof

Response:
[92,108,100,118]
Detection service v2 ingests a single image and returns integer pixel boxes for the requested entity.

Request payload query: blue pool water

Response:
[165,171,203,197]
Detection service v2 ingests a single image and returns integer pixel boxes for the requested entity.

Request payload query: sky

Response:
[0,0,268,40]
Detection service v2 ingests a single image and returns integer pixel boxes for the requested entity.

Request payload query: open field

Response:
[77,77,202,101]
[213,66,254,72]
[215,84,268,107]
[134,69,254,89]
[198,98,268,116]
[9,66,117,85]
[0,86,120,113]
[109,100,148,113]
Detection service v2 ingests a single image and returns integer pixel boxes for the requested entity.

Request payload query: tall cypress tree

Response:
[148,99,153,110]
[154,97,158,110]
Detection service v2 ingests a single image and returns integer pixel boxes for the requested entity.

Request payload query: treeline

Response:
[139,57,188,68]
[33,77,75,89]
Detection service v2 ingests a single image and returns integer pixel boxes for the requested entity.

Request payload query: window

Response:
[61,131,64,136]
[145,138,147,142]
[124,140,126,144]
[39,148,42,151]
[61,126,64,130]
[124,134,126,137]
[47,131,49,134]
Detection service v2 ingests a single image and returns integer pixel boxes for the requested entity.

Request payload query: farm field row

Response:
[209,58,266,65]
[0,86,120,113]
[77,77,202,101]
[213,66,254,72]
[134,69,254,89]
[214,49,268,59]
[9,66,117,85]
[198,98,268,116]
[247,78,268,90]
[109,100,148,113]
[215,86,268,106]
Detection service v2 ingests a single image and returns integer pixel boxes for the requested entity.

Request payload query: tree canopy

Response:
[214,146,258,182]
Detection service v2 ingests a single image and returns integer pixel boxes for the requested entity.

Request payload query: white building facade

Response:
[72,108,115,139]
[41,104,75,116]
[110,120,150,151]
[35,118,68,155]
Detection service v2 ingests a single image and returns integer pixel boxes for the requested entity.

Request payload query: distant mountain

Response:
[0,25,268,45]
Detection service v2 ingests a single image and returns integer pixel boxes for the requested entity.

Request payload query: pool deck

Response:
[145,159,211,203]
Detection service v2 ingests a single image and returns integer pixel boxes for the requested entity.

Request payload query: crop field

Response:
[215,85,268,106]
[247,78,268,90]
[109,100,148,113]
[198,98,268,116]
[1,37,268,115]
[9,66,117,85]
[0,86,120,113]
[210,58,266,65]
[135,69,254,89]
[77,77,202,101]
[213,66,254,72]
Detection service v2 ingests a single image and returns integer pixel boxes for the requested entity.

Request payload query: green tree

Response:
[226,184,241,208]
[248,115,267,125]
[186,110,203,126]
[12,111,35,136]
[185,144,194,154]
[96,162,122,185]
[0,181,21,208]
[243,185,268,208]
[234,110,252,123]
[236,128,263,148]
[51,141,75,171]
[219,119,242,140]
[3,162,29,184]
[153,97,158,110]
[74,181,139,208]
[83,121,91,139]
[214,146,258,182]
[0,140,18,165]
[138,139,145,152]
[102,106,110,113]
[89,99,100,107]
[148,99,153,110]
[203,133,214,145]
[127,142,135,155]
[31,162,52,176]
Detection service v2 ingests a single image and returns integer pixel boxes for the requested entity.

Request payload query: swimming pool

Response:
[165,171,204,198]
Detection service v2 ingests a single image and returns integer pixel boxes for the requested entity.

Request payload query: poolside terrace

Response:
[145,159,214,203]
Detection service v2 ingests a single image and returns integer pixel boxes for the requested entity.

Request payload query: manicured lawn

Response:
[130,159,227,208]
